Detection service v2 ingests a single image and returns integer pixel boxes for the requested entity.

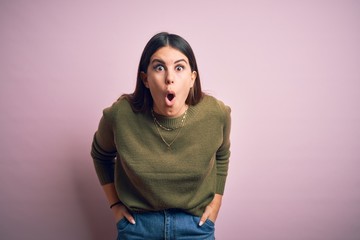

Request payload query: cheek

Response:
[150,73,165,82]
[148,79,166,93]
[146,76,159,87]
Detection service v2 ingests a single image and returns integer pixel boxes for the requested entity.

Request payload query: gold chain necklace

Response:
[151,108,188,150]
[153,114,181,131]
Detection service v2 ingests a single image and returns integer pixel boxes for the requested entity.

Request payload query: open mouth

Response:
[165,91,176,106]
[166,93,175,101]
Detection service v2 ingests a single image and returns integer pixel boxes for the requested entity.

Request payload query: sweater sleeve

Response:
[91,107,117,185]
[215,102,232,195]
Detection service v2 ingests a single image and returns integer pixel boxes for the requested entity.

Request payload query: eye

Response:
[175,65,184,71]
[153,64,165,72]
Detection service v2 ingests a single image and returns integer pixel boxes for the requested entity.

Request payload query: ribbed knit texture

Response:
[91,95,231,217]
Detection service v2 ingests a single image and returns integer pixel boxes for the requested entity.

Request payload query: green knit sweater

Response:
[91,95,231,216]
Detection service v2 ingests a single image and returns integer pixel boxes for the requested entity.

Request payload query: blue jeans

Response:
[116,209,215,240]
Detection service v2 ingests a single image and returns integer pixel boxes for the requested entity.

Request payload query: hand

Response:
[112,203,136,225]
[199,194,222,226]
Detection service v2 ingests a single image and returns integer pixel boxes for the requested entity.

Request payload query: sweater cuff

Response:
[216,175,227,195]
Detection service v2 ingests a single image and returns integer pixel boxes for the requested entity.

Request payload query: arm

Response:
[200,103,231,226]
[91,107,135,224]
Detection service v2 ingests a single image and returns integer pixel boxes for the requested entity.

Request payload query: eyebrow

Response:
[151,58,188,64]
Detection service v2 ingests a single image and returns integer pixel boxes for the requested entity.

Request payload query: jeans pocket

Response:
[116,217,130,231]
[192,216,215,231]
[204,218,215,227]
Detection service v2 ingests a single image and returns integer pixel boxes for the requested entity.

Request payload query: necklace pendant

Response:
[152,107,188,151]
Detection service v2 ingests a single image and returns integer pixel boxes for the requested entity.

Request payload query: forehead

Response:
[150,46,189,63]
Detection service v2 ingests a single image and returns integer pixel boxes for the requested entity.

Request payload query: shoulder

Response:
[201,95,231,115]
[102,98,132,121]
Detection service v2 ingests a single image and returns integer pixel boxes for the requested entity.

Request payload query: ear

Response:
[190,71,197,87]
[140,72,149,88]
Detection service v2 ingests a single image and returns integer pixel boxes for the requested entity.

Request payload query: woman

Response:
[91,32,231,239]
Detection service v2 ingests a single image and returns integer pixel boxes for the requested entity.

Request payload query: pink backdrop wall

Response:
[1,0,359,239]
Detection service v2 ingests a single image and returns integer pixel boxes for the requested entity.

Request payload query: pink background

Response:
[1,0,360,239]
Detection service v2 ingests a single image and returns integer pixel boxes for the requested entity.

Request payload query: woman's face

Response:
[141,46,197,117]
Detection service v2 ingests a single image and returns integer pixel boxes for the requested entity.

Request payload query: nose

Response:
[165,70,175,85]
[166,79,174,84]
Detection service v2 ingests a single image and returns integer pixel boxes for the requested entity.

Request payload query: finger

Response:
[123,210,136,224]
[199,206,212,226]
